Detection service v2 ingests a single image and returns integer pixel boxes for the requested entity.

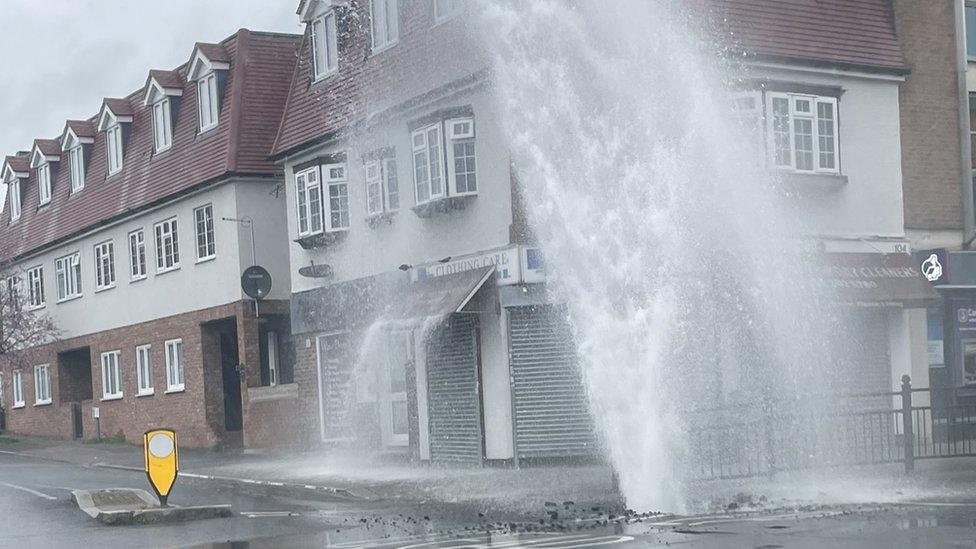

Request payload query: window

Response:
[106,124,123,175]
[370,0,399,51]
[12,370,24,408]
[433,0,463,22]
[165,339,185,392]
[6,275,19,305]
[766,93,838,173]
[55,252,82,301]
[101,350,122,400]
[9,179,20,221]
[967,3,976,59]
[68,145,85,192]
[154,218,180,272]
[198,73,219,131]
[152,98,173,153]
[26,266,44,309]
[136,344,153,396]
[447,118,477,195]
[37,164,52,205]
[267,331,279,387]
[324,163,349,230]
[93,241,116,291]
[412,123,445,205]
[33,364,51,405]
[128,229,147,280]
[365,156,399,216]
[194,204,216,260]
[311,11,339,79]
[296,166,324,236]
[0,372,4,409]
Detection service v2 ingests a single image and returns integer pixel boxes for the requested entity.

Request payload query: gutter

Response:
[955,0,976,248]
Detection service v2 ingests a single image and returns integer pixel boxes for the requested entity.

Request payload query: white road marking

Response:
[241,511,302,518]
[0,481,58,500]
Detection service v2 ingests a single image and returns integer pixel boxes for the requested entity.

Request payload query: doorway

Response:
[219,330,242,432]
[380,330,413,448]
[57,347,93,439]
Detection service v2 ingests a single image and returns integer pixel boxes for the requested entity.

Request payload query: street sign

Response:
[241,265,272,300]
[143,429,178,506]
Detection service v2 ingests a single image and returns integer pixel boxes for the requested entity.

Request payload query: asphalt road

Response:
[5,451,976,548]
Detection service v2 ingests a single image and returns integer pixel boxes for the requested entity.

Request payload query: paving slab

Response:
[71,488,232,525]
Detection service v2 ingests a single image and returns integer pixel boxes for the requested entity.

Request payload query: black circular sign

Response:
[241,265,272,300]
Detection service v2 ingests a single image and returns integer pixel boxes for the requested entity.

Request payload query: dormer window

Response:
[97,99,134,176]
[311,10,339,80]
[8,174,20,221]
[152,99,173,152]
[143,70,182,154]
[370,0,399,52]
[29,140,60,207]
[60,120,94,194]
[187,44,229,134]
[2,157,28,221]
[197,74,219,132]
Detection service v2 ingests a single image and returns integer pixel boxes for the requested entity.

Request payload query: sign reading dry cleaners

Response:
[413,247,521,285]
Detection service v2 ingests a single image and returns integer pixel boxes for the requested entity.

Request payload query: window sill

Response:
[137,390,155,397]
[28,304,46,312]
[164,387,185,395]
[412,195,476,218]
[12,403,24,409]
[772,171,848,191]
[197,125,219,138]
[94,284,116,294]
[248,383,299,403]
[366,211,397,228]
[153,145,173,157]
[130,275,147,283]
[370,41,398,57]
[106,169,124,180]
[34,400,52,407]
[196,255,216,264]
[101,395,123,402]
[69,186,85,195]
[310,69,339,87]
[57,294,83,304]
[155,265,181,276]
[294,230,346,250]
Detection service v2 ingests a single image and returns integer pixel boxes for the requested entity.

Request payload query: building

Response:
[0,29,300,448]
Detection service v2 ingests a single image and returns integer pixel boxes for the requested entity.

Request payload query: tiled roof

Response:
[33,139,61,158]
[102,97,135,117]
[65,120,96,139]
[148,69,183,89]
[271,0,489,158]
[3,155,29,174]
[195,42,231,63]
[1,29,301,261]
[707,0,906,72]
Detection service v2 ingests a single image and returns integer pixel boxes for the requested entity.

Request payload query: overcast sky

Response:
[0,0,302,156]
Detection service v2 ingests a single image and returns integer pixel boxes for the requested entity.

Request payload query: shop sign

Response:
[916,248,948,285]
[522,247,546,284]
[413,247,520,285]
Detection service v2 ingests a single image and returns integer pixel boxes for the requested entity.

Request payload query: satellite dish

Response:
[241,265,272,300]
[298,263,334,279]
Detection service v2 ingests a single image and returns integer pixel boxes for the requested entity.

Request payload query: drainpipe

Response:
[954,0,976,248]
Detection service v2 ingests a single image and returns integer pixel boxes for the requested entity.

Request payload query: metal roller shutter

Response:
[509,305,596,460]
[426,315,483,463]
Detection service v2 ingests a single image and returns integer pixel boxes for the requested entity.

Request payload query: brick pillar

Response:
[237,301,262,447]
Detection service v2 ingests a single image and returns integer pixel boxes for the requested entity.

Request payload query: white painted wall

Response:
[750,66,906,239]
[235,181,291,301]
[10,178,289,340]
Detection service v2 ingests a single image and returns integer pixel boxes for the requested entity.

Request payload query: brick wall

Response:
[0,300,297,449]
[894,0,965,231]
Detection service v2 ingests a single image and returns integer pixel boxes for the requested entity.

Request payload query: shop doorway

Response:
[57,347,93,439]
[380,330,413,448]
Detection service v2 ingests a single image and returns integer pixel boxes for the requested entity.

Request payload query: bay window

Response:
[766,92,838,173]
[296,166,324,236]
[411,116,478,207]
[324,163,349,231]
[412,123,445,205]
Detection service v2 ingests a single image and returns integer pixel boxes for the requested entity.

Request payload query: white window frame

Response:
[128,229,147,281]
[412,123,446,205]
[136,344,154,396]
[295,166,324,236]
[105,124,124,175]
[154,217,181,273]
[311,10,339,80]
[55,252,82,302]
[267,331,279,387]
[100,350,123,400]
[68,145,85,192]
[94,240,116,291]
[37,163,52,206]
[765,92,839,174]
[433,0,463,23]
[194,204,216,261]
[323,162,350,231]
[152,98,173,153]
[165,338,185,393]
[446,117,477,196]
[370,0,399,52]
[26,265,44,309]
[33,364,51,405]
[0,372,4,409]
[197,72,219,132]
[365,156,400,216]
[12,369,24,408]
[8,178,20,221]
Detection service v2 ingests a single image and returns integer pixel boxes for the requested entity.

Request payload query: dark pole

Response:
[901,375,915,474]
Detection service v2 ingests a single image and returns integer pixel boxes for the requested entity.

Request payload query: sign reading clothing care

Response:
[413,247,521,285]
